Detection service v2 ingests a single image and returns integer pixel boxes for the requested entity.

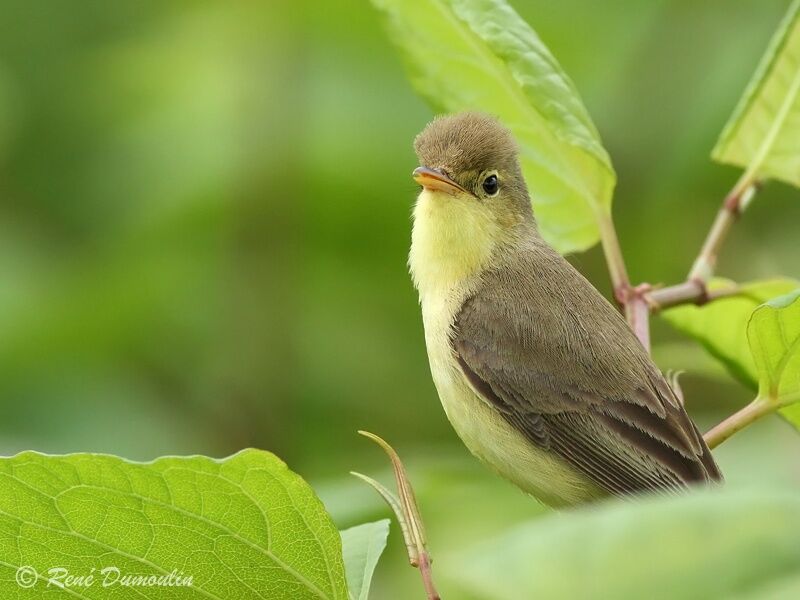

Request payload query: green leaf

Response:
[748,289,800,426]
[712,0,800,188]
[370,0,616,254]
[0,449,349,599]
[445,489,800,600]
[662,278,799,389]
[662,279,800,430]
[340,519,390,600]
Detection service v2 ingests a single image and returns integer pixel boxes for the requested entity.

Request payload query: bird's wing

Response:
[452,246,721,496]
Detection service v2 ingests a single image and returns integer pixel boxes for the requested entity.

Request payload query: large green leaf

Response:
[444,489,800,600]
[340,519,390,600]
[0,450,349,599]
[663,279,800,429]
[370,0,616,254]
[748,290,800,425]
[712,0,800,188]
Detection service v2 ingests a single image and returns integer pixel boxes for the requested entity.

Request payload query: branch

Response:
[597,210,631,296]
[688,178,758,282]
[704,396,775,449]
[646,177,759,311]
[646,280,707,312]
[647,281,742,313]
[596,209,653,348]
[704,391,800,450]
[600,175,760,352]
[627,288,652,352]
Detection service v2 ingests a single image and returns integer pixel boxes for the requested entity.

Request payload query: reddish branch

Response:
[600,176,759,348]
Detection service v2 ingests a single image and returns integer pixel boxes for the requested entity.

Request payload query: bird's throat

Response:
[409,190,498,299]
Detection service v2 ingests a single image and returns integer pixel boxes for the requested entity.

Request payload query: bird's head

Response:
[412,112,534,230]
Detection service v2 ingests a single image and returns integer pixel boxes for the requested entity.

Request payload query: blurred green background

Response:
[1,1,799,597]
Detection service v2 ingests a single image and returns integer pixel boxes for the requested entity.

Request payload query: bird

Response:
[408,112,722,507]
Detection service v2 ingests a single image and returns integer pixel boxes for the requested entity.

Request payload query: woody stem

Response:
[647,177,758,311]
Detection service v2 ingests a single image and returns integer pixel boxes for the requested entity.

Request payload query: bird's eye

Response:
[482,174,499,195]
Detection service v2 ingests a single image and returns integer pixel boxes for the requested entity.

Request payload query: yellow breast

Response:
[408,189,499,300]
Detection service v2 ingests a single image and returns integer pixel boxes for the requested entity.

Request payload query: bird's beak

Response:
[413,166,468,195]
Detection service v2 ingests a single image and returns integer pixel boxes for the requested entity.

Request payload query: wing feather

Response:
[452,243,722,497]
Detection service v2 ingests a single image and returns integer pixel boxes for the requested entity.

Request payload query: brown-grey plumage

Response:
[453,240,721,495]
[410,112,721,503]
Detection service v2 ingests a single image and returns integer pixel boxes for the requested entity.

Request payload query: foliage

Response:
[341,520,391,600]
[446,489,800,600]
[370,0,615,254]
[369,0,800,431]
[360,0,800,596]
[368,0,800,413]
[663,278,796,389]
[749,290,800,423]
[1,0,799,599]
[0,449,352,599]
[664,281,800,428]
[712,0,800,188]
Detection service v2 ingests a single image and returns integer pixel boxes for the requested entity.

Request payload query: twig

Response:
[628,290,651,352]
[688,178,758,282]
[646,280,707,312]
[706,284,745,303]
[596,209,652,347]
[647,282,743,312]
[704,391,800,449]
[704,396,775,449]
[596,210,631,299]
[646,177,759,311]
[353,431,440,600]
[417,553,439,600]
[594,191,743,349]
